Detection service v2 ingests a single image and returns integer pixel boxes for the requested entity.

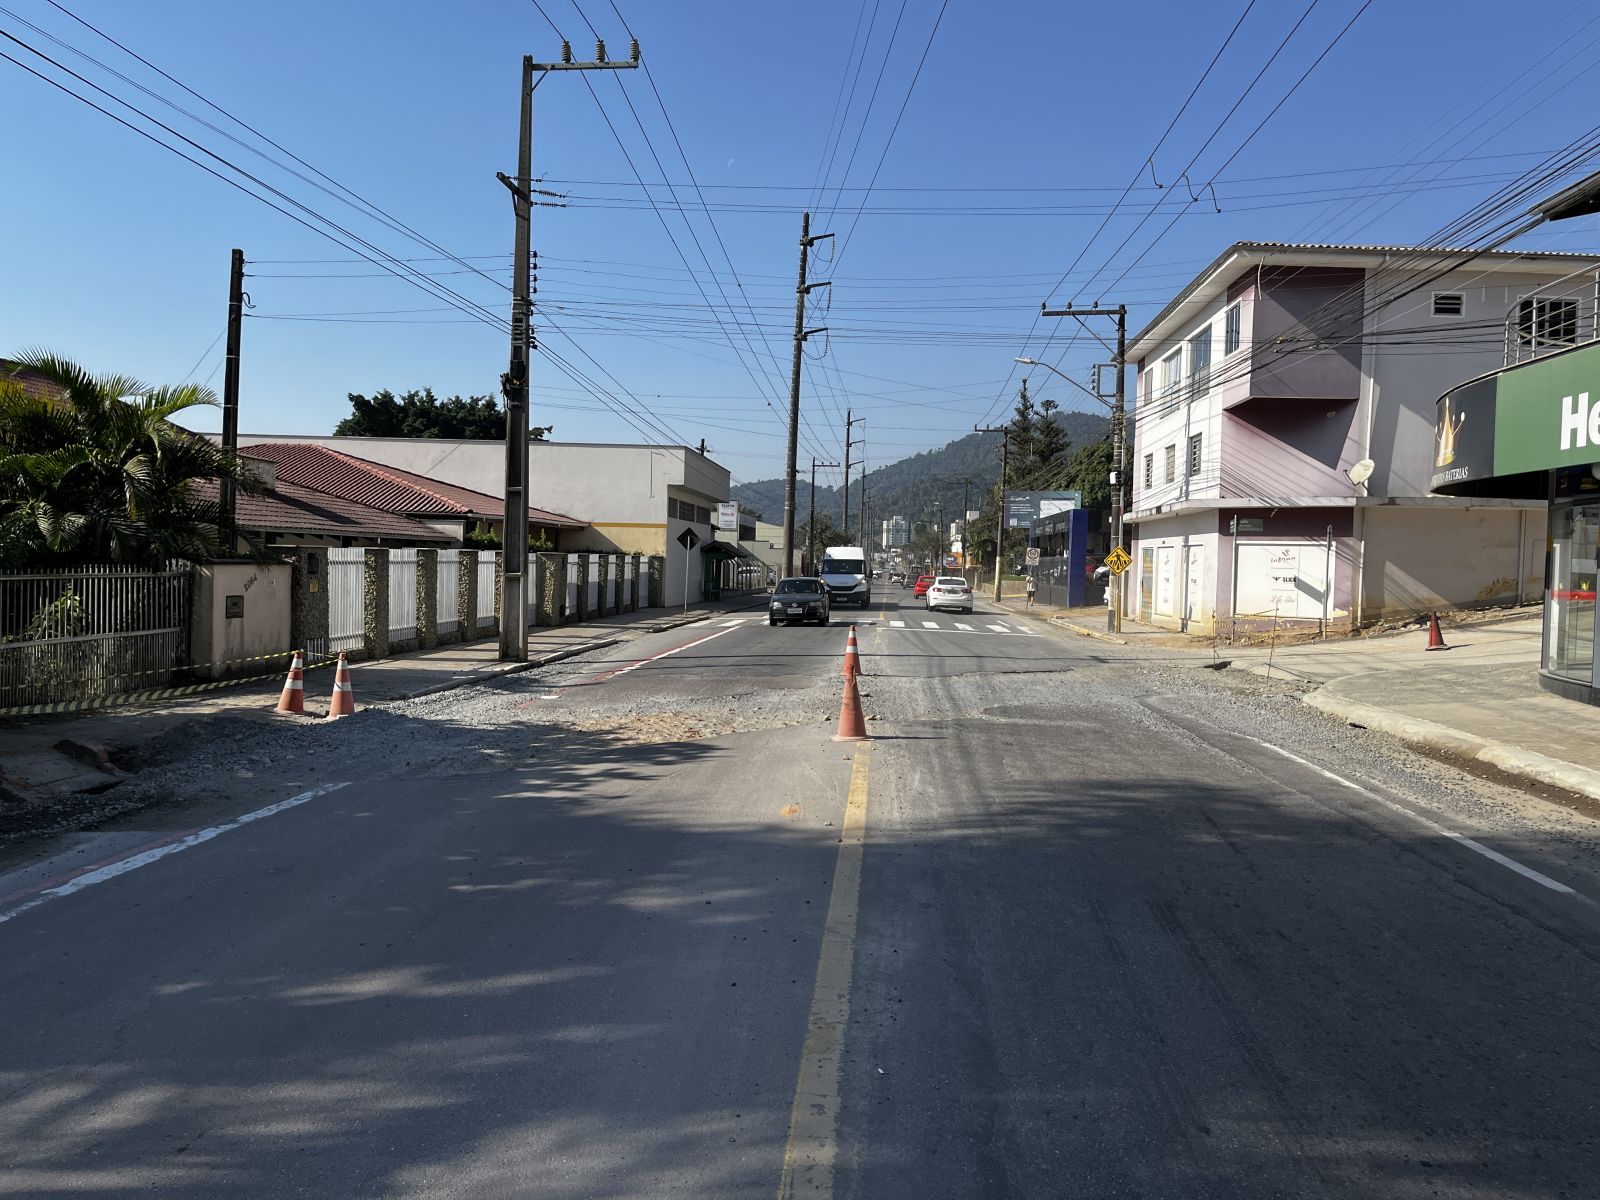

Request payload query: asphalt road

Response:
[4,591,1600,1197]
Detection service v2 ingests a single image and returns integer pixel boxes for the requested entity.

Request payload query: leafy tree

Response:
[796,513,842,571]
[334,388,552,440]
[0,351,263,568]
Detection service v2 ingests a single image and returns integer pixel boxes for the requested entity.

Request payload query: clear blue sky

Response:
[5,0,1600,490]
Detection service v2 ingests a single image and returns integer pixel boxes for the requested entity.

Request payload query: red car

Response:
[913,574,936,598]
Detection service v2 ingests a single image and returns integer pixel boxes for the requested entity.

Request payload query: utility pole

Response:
[1041,303,1126,633]
[219,247,245,556]
[974,424,1011,602]
[808,458,839,575]
[957,474,972,570]
[782,212,833,577]
[842,410,864,541]
[498,39,638,662]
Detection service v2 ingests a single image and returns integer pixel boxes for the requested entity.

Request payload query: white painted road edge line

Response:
[0,781,352,926]
[1238,734,1576,896]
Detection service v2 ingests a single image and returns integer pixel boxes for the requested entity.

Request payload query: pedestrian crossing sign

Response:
[1103,546,1132,575]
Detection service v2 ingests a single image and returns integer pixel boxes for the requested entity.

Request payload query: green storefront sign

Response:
[1434,341,1600,496]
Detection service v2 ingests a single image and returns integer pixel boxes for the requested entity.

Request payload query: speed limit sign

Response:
[1025,547,1040,566]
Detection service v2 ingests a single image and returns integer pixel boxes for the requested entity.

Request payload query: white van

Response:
[819,545,871,608]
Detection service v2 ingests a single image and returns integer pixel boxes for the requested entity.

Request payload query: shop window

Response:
[1546,503,1598,682]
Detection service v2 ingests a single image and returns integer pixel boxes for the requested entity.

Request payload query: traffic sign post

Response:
[678,528,700,614]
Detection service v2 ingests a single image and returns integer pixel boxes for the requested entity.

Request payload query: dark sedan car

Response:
[768,577,831,626]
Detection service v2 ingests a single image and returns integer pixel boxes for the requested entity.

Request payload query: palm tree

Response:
[0,350,261,568]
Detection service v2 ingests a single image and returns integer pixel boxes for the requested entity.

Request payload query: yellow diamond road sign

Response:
[1103,546,1132,575]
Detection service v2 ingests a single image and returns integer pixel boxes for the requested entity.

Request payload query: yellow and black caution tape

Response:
[0,648,343,720]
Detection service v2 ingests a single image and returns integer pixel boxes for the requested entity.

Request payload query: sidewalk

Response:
[1005,596,1600,806]
[0,596,764,807]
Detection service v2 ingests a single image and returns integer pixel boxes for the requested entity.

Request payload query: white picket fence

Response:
[388,549,418,641]
[476,555,497,630]
[326,548,365,657]
[436,549,460,636]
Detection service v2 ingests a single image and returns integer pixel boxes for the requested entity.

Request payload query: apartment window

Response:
[1189,327,1213,394]
[1163,444,1176,484]
[1517,297,1580,350]
[1159,347,1184,395]
[667,497,681,520]
[695,504,711,525]
[1224,302,1242,355]
[1187,433,1203,477]
[1432,292,1465,317]
[1143,453,1153,489]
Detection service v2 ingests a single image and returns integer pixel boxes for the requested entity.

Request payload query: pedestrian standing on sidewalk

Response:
[1026,571,1037,608]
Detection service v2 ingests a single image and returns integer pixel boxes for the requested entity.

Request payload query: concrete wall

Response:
[1357,503,1545,620]
[1249,266,1364,400]
[1128,511,1219,633]
[189,560,292,679]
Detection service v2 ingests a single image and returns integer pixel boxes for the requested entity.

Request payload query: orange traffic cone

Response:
[1424,611,1450,652]
[841,624,861,679]
[326,653,356,718]
[833,672,869,742]
[275,650,306,714]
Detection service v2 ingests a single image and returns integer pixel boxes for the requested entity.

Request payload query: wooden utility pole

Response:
[842,409,864,542]
[498,39,639,661]
[781,212,832,577]
[808,458,839,575]
[219,247,245,555]
[974,425,1011,601]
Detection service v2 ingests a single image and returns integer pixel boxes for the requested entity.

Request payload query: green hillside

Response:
[732,410,1109,530]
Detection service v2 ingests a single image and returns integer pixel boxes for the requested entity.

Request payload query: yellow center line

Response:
[777,746,871,1199]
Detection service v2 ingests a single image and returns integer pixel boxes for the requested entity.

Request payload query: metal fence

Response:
[389,549,418,641]
[566,553,579,618]
[436,549,460,636]
[327,548,365,656]
[476,554,497,630]
[0,564,191,707]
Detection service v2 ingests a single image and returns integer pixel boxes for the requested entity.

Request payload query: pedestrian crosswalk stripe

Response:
[954,622,973,631]
[890,620,906,628]
[987,623,1011,632]
[922,620,940,629]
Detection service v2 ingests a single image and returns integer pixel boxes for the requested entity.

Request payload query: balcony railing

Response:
[1504,267,1600,366]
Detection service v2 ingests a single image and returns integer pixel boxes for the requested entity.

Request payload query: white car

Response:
[925,576,973,614]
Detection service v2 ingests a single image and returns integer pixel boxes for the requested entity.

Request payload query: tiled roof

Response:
[193,479,454,544]
[243,442,586,527]
[0,358,67,401]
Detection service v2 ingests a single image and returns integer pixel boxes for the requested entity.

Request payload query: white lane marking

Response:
[720,619,741,627]
[921,620,940,629]
[986,623,1011,633]
[954,622,974,631]
[1239,734,1576,896]
[890,620,906,628]
[0,782,352,926]
[596,623,740,681]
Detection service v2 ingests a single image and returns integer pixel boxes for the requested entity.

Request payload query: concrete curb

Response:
[395,638,623,701]
[1303,689,1600,803]
[1046,615,1130,646]
[387,598,765,702]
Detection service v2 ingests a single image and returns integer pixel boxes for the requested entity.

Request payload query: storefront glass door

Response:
[1545,503,1599,682]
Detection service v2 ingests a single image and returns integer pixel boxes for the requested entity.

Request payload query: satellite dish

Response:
[1346,458,1375,485]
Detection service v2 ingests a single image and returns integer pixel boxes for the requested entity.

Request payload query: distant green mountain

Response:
[731,410,1108,529]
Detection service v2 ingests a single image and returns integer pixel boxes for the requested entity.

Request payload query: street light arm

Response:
[1012,357,1116,411]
